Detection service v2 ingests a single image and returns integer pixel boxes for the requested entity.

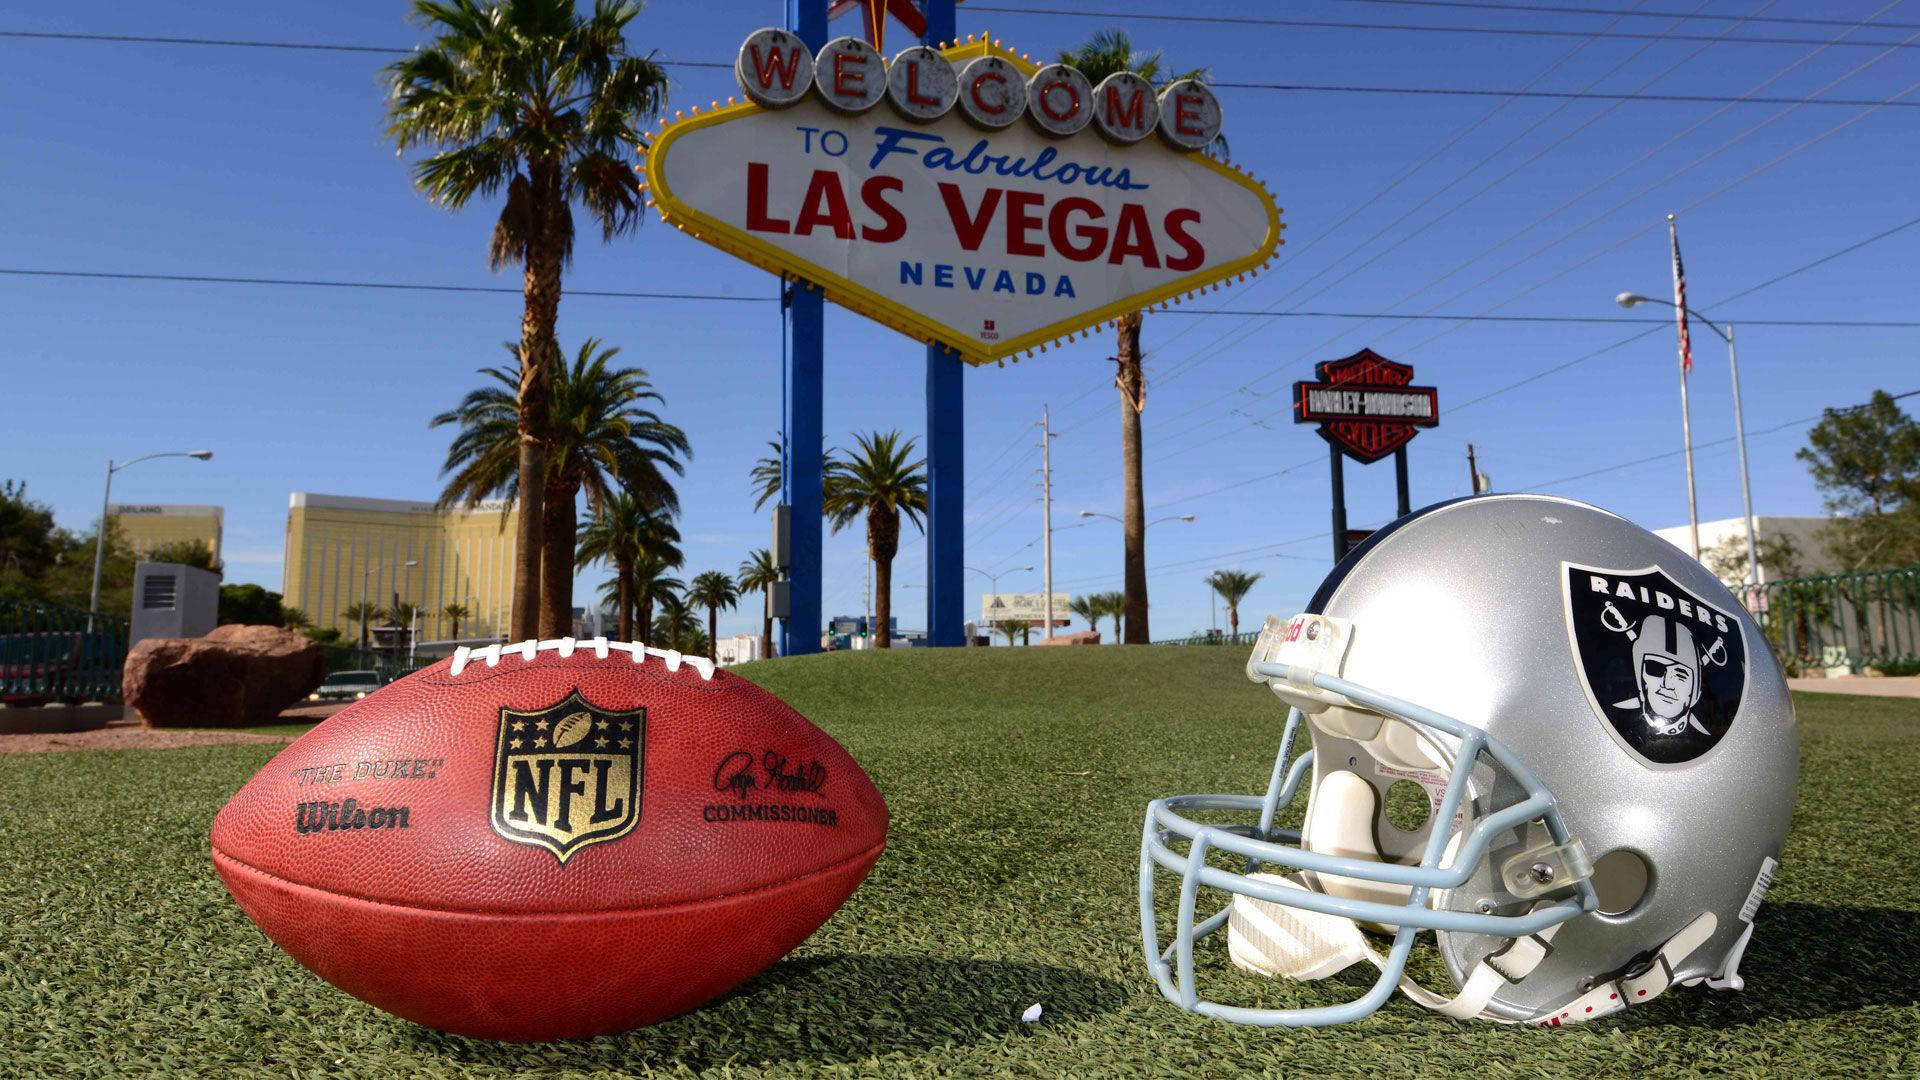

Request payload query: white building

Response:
[715,634,764,667]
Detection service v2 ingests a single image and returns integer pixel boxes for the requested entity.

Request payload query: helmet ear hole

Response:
[1592,848,1652,916]
[1382,780,1431,833]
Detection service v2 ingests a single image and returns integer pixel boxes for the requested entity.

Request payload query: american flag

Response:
[1669,216,1693,375]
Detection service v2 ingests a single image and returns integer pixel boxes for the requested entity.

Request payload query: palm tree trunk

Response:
[707,604,718,661]
[1117,311,1149,643]
[1230,605,1239,637]
[512,165,564,643]
[761,588,773,660]
[871,508,899,649]
[615,556,632,641]
[539,478,574,638]
[875,557,894,648]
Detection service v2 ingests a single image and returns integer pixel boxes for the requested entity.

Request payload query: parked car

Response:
[309,670,384,702]
[0,630,123,706]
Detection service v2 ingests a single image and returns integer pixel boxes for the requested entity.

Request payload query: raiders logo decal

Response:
[490,690,644,863]
[1563,563,1746,765]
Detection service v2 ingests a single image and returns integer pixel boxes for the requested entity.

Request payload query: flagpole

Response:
[1669,213,1700,559]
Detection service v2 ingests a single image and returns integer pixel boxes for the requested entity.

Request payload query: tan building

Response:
[112,504,223,562]
[1654,515,1836,590]
[282,493,518,642]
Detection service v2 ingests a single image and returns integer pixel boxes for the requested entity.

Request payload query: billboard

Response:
[982,592,1072,625]
[642,33,1284,366]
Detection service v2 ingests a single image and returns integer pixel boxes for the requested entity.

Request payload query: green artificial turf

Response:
[2,646,1916,1077]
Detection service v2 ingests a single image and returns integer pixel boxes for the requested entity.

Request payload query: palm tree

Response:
[540,340,687,636]
[651,593,702,653]
[281,606,312,631]
[1205,570,1265,638]
[386,0,670,641]
[738,548,779,660]
[1092,591,1126,643]
[750,438,834,509]
[431,339,688,638]
[751,439,784,511]
[628,552,684,642]
[823,432,929,649]
[1060,29,1223,645]
[996,619,1033,647]
[1068,594,1098,634]
[442,602,472,639]
[389,602,423,632]
[686,571,740,662]
[342,602,384,653]
[576,491,660,641]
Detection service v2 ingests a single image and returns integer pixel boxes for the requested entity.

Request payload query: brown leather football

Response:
[210,638,887,1041]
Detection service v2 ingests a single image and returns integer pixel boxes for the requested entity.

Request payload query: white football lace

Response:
[448,637,715,681]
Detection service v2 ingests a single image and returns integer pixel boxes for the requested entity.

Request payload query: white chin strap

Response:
[1227,873,1718,1025]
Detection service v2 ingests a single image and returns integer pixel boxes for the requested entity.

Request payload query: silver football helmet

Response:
[1140,494,1795,1026]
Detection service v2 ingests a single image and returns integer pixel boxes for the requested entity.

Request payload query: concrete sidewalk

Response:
[1788,676,1920,698]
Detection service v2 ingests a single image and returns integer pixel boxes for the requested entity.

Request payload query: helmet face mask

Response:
[1140,495,1796,1028]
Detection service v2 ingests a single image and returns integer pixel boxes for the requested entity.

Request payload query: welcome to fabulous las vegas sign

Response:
[640,30,1285,366]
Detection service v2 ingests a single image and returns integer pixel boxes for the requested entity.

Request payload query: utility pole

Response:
[1041,405,1055,640]
[1466,443,1480,494]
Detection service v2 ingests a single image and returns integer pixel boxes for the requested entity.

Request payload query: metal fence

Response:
[1154,630,1261,647]
[0,597,131,706]
[1757,566,1920,676]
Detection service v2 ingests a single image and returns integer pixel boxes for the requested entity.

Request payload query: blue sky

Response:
[4,0,1916,643]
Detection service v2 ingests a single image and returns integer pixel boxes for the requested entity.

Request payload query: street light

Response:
[462,593,483,641]
[1617,291,1760,589]
[966,564,1032,645]
[1078,512,1195,644]
[89,449,213,621]
[1078,510,1197,528]
[360,559,417,663]
[965,564,1033,596]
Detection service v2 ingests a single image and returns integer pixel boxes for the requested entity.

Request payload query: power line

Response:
[1216,81,1920,109]
[11,31,1918,107]
[1156,310,1920,328]
[966,4,1920,48]
[1524,389,1920,489]
[0,29,731,65]
[1153,46,1920,459]
[1076,0,1772,443]
[0,267,776,301]
[1328,0,1920,32]
[22,268,1907,334]
[1057,1,1660,438]
[1139,6,1910,458]
[1449,213,1920,412]
[1115,210,1920,527]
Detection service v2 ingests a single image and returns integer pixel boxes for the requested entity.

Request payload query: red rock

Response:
[124,625,327,728]
[1035,630,1102,646]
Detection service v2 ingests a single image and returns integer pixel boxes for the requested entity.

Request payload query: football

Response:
[209,637,888,1041]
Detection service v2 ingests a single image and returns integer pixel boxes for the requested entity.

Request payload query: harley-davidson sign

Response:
[1292,349,1438,464]
[640,32,1284,366]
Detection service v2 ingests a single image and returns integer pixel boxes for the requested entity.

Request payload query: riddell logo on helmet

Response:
[1563,563,1747,766]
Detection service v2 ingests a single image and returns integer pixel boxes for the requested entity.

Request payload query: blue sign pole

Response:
[922,0,964,647]
[781,0,827,657]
